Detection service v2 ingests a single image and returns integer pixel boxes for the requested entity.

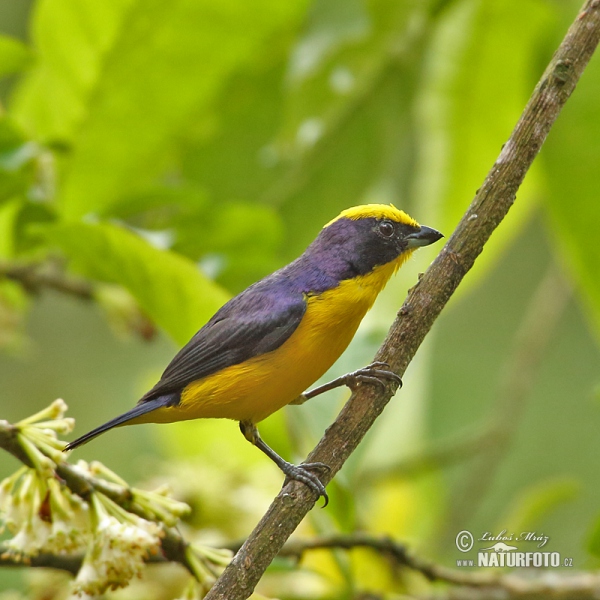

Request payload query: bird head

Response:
[309,204,443,277]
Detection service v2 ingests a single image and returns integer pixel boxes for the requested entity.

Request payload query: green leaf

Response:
[107,187,284,292]
[46,221,228,344]
[12,0,308,219]
[179,0,381,210]
[180,60,289,207]
[0,35,31,78]
[11,0,135,142]
[172,201,284,292]
[106,184,210,223]
[14,201,57,256]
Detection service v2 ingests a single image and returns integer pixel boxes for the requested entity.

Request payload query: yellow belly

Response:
[140,255,409,425]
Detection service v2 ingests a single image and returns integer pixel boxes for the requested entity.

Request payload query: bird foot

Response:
[343,361,402,392]
[281,461,330,507]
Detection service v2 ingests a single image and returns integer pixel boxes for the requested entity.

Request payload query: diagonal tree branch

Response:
[205,1,600,598]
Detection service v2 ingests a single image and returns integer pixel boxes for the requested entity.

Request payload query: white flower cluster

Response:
[13,398,74,475]
[0,400,87,560]
[0,468,88,559]
[72,492,163,595]
[0,399,214,597]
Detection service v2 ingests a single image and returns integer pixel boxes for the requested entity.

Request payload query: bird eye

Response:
[378,220,395,238]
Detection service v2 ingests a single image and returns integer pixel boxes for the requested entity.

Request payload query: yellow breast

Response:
[143,254,410,425]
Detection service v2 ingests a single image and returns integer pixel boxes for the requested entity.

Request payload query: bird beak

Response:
[405,225,444,249]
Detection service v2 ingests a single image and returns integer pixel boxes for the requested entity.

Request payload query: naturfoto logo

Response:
[455,530,573,569]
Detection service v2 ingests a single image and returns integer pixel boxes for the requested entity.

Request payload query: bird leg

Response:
[290,361,402,406]
[239,421,330,507]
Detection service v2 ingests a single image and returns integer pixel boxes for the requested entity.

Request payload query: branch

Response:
[284,536,600,600]
[0,260,94,300]
[279,535,579,589]
[0,260,157,340]
[280,534,477,584]
[205,2,600,599]
[223,533,600,599]
[0,544,168,574]
[8,530,600,600]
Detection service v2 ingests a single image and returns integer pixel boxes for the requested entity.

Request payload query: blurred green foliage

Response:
[1,0,600,598]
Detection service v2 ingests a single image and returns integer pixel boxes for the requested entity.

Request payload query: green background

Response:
[1,0,600,598]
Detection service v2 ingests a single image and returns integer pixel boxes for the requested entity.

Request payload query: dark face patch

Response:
[304,216,421,280]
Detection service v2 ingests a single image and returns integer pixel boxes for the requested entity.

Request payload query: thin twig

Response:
[0,260,157,340]
[0,545,170,574]
[284,535,600,600]
[0,261,94,300]
[0,545,168,574]
[205,2,600,599]
[219,533,600,599]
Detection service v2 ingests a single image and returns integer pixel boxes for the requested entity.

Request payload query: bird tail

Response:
[64,397,170,451]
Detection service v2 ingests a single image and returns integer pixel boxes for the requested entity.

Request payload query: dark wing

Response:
[140,286,306,403]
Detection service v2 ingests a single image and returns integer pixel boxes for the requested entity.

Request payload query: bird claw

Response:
[345,361,402,391]
[282,461,330,507]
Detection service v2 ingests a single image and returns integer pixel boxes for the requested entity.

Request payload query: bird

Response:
[65,204,443,505]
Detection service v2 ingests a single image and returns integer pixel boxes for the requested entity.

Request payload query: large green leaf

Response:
[46,221,228,344]
[11,0,135,142]
[171,201,284,293]
[12,0,308,220]
[106,184,285,292]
